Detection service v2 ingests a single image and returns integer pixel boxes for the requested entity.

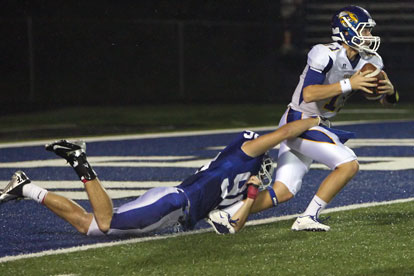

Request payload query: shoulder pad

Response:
[307,44,335,73]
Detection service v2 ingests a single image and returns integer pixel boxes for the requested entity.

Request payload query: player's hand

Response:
[349,70,378,93]
[377,71,395,95]
[311,116,322,127]
[246,175,261,200]
[247,175,261,187]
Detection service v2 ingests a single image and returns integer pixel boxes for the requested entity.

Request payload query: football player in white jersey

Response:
[249,5,399,231]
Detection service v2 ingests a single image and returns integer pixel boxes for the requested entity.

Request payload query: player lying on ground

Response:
[227,5,397,232]
[0,117,320,236]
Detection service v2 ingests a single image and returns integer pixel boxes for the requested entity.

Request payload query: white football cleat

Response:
[0,171,31,203]
[206,209,235,235]
[291,215,330,232]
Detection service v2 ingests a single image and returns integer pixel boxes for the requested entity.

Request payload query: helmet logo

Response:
[339,11,359,27]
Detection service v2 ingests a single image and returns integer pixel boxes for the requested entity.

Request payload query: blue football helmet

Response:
[331,6,380,56]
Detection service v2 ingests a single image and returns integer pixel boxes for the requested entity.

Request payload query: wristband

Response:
[340,79,352,93]
[247,183,259,200]
[385,90,399,104]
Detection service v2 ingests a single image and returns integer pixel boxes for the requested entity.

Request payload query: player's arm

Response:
[241,117,320,158]
[229,176,261,232]
[378,71,399,106]
[303,69,378,102]
[300,45,377,103]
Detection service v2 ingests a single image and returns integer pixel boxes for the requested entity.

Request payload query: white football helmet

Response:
[258,154,276,188]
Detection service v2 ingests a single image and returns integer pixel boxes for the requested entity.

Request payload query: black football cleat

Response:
[45,140,86,162]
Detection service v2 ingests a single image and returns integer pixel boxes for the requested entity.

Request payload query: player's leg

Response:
[249,180,294,213]
[43,178,110,234]
[315,159,359,202]
[42,192,93,234]
[0,171,93,234]
[295,159,358,225]
[287,127,358,231]
[250,142,312,213]
[100,187,189,235]
[83,178,113,231]
[45,140,113,232]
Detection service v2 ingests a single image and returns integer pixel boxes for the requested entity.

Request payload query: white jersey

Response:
[289,42,383,118]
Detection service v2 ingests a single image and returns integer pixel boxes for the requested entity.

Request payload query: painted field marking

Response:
[340,109,410,114]
[1,197,413,264]
[1,119,412,149]
[0,181,181,200]
[1,156,413,171]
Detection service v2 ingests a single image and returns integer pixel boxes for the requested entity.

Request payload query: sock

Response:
[69,153,97,183]
[22,183,48,204]
[302,195,327,218]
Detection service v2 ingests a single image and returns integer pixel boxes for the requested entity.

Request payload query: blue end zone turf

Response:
[0,121,413,257]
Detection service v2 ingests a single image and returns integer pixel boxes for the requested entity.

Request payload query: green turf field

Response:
[1,201,413,275]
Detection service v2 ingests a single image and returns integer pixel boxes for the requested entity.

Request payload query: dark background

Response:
[1,0,413,113]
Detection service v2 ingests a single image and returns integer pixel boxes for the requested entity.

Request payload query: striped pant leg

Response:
[108,187,188,235]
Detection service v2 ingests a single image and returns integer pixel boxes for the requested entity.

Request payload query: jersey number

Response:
[243,131,259,140]
[220,172,250,201]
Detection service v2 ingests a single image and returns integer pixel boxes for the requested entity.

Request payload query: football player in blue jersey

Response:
[245,5,398,231]
[0,117,320,236]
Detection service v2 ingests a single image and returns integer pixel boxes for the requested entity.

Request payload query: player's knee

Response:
[339,160,359,177]
[276,190,294,203]
[78,225,90,235]
[77,213,94,235]
[96,215,112,233]
[272,181,294,203]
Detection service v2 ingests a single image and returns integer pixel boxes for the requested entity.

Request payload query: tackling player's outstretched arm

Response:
[229,176,261,232]
[241,117,320,158]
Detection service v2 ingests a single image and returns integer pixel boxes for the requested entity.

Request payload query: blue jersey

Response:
[95,130,264,236]
[178,130,264,228]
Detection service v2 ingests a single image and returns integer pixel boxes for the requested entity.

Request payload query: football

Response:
[360,63,385,100]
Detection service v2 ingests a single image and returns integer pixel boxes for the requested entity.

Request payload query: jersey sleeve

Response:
[222,131,258,154]
[307,44,333,74]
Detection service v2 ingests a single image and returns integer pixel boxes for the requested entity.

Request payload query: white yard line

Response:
[0,119,412,149]
[1,197,413,264]
[2,156,413,172]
